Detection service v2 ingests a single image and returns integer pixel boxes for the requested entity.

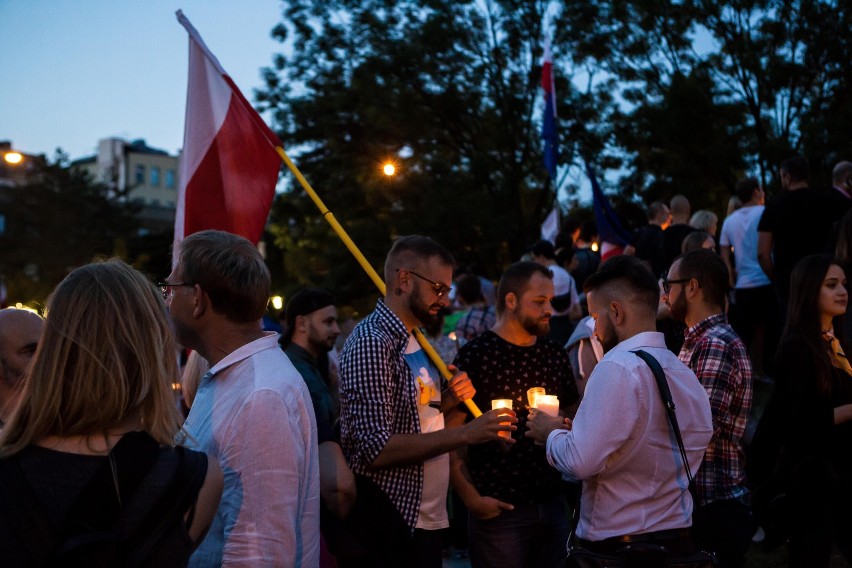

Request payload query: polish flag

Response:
[174,10,281,253]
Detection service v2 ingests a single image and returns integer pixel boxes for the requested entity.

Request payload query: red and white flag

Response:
[174,10,281,254]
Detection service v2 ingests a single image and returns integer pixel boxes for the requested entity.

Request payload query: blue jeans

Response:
[468,497,569,568]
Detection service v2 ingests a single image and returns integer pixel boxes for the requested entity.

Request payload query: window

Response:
[150,167,161,187]
[165,169,176,188]
[135,164,145,185]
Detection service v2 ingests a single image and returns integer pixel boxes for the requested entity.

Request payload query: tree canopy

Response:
[258,0,852,306]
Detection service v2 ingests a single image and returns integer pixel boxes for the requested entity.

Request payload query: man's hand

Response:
[463,408,517,445]
[468,495,515,520]
[447,364,475,402]
[525,408,571,445]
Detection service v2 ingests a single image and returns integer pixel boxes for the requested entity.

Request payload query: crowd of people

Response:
[0,154,850,568]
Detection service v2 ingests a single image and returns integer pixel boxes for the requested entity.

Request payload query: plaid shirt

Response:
[338,300,423,530]
[679,313,752,506]
[455,306,497,342]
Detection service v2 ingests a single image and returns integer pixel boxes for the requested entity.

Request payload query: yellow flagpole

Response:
[275,146,483,417]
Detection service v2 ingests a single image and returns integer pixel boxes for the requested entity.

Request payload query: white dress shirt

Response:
[546,331,713,541]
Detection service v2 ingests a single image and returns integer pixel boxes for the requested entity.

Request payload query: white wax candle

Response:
[492,399,513,438]
[536,394,560,417]
[527,387,545,408]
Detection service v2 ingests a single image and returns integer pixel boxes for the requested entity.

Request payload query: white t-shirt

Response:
[549,264,579,317]
[719,205,771,289]
[403,336,450,530]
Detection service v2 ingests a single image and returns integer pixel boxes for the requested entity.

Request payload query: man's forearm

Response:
[370,428,468,469]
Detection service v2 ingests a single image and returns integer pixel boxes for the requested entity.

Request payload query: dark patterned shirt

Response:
[454,331,579,505]
[678,313,752,506]
[339,300,423,530]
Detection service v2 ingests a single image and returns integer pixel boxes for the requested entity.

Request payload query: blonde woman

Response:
[0,259,222,566]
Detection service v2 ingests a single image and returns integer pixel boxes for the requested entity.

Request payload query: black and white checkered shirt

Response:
[339,300,423,530]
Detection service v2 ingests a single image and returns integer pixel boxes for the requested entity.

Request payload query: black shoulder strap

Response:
[632,349,696,491]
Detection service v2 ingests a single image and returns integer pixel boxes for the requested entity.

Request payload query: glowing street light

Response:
[4,152,23,165]
[382,162,396,176]
[270,295,284,311]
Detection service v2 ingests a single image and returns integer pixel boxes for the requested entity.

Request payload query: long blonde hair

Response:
[0,259,182,456]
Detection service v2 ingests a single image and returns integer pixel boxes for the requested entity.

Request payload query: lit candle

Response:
[492,399,513,438]
[536,395,560,417]
[527,387,545,408]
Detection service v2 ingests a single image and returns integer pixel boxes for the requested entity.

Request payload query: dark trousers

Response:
[730,285,779,376]
[468,498,569,568]
[412,529,444,568]
[691,499,755,568]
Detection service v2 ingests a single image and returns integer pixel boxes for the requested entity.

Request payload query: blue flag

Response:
[586,162,631,247]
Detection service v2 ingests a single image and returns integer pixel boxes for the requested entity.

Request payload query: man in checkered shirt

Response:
[339,235,515,567]
[664,249,754,568]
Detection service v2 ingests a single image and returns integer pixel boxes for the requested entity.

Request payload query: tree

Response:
[0,152,140,305]
[257,0,595,305]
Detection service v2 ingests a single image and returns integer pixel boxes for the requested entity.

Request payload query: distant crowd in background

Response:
[0,154,851,567]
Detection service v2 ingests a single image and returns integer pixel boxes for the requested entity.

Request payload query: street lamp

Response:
[382,162,396,176]
[3,152,23,165]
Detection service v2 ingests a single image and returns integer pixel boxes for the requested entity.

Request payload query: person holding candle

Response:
[450,261,579,568]
[527,255,713,558]
[338,235,516,567]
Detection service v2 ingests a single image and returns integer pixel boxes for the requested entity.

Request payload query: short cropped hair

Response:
[735,177,760,204]
[384,235,455,277]
[647,201,669,222]
[780,155,809,182]
[583,255,659,314]
[531,240,556,260]
[496,261,552,316]
[179,230,271,322]
[681,231,712,253]
[689,210,718,233]
[673,249,729,309]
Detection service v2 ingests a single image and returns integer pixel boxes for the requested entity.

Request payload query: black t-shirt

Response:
[632,224,667,278]
[757,188,838,298]
[453,331,579,505]
[662,224,696,269]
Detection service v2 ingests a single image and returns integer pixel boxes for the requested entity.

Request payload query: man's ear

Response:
[504,292,518,311]
[295,314,309,332]
[191,285,207,319]
[610,300,624,325]
[685,278,701,300]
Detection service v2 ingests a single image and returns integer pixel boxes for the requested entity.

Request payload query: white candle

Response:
[536,394,560,417]
[492,399,513,438]
[526,387,545,408]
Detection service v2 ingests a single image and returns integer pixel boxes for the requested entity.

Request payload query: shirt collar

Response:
[208,332,281,377]
[374,299,411,349]
[683,313,727,345]
[607,330,668,355]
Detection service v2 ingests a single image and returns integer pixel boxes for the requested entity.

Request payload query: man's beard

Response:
[409,286,440,327]
[597,316,619,353]
[668,293,687,323]
[518,310,550,337]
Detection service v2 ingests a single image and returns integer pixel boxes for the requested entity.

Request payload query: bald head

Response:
[0,309,44,422]
[670,195,691,224]
[833,161,852,188]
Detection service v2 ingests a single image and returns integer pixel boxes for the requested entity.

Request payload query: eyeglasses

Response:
[662,278,691,294]
[397,269,451,298]
[155,281,194,300]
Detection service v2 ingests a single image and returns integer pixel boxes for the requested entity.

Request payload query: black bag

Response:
[563,351,717,568]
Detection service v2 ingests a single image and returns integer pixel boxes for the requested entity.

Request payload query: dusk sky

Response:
[1,0,285,160]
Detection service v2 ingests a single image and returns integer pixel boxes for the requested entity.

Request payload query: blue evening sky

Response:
[1,0,284,160]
